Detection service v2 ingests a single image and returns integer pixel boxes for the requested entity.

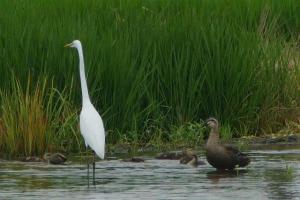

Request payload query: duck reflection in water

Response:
[206,169,248,184]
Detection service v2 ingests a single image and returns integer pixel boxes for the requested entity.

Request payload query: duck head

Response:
[43,153,52,161]
[182,148,194,156]
[201,118,219,130]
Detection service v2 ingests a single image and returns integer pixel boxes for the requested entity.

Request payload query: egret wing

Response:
[80,104,105,159]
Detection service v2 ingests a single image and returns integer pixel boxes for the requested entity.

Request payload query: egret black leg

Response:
[86,146,90,188]
[93,152,96,186]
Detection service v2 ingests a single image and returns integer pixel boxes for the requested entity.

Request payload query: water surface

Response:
[1,144,300,199]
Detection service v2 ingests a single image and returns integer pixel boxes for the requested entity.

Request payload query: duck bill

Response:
[201,122,208,126]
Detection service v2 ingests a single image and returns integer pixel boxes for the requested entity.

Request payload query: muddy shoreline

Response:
[112,135,299,154]
[1,135,298,159]
[232,135,299,145]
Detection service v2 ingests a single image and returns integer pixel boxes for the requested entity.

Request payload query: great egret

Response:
[64,40,105,186]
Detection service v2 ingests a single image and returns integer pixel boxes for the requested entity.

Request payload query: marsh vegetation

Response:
[0,0,300,156]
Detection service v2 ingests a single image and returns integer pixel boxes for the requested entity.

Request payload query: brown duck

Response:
[180,149,205,166]
[122,157,145,163]
[202,118,250,170]
[19,157,43,162]
[19,153,67,164]
[155,151,184,160]
[44,153,67,165]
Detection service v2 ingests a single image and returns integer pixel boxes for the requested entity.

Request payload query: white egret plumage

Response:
[64,40,105,186]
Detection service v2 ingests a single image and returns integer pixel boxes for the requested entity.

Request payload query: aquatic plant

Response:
[235,165,240,176]
[0,73,81,157]
[285,164,292,180]
[236,141,245,151]
[219,124,234,140]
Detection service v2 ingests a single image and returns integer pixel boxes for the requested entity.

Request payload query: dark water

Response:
[1,145,300,199]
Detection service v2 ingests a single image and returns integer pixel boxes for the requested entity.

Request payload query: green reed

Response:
[0,0,300,155]
[0,73,81,157]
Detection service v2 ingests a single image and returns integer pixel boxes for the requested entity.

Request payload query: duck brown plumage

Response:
[203,118,250,170]
[155,151,184,160]
[180,149,205,166]
[122,157,145,163]
[44,153,67,165]
[19,157,43,162]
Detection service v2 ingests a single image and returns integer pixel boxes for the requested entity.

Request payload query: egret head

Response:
[64,40,81,48]
[201,118,219,129]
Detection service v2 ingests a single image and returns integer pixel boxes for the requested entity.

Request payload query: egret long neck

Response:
[77,46,91,105]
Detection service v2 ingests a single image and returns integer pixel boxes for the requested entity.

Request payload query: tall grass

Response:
[0,73,81,157]
[0,0,300,155]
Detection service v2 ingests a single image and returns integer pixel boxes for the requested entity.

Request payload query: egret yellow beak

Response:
[64,43,73,48]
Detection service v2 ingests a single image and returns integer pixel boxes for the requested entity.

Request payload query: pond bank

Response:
[112,134,299,154]
[0,134,298,160]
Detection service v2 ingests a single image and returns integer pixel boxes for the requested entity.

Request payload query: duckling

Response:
[122,157,145,163]
[19,156,43,162]
[202,118,250,170]
[44,153,67,165]
[180,149,206,166]
[155,150,185,160]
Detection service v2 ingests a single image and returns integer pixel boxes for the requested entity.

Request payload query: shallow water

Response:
[1,144,300,199]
